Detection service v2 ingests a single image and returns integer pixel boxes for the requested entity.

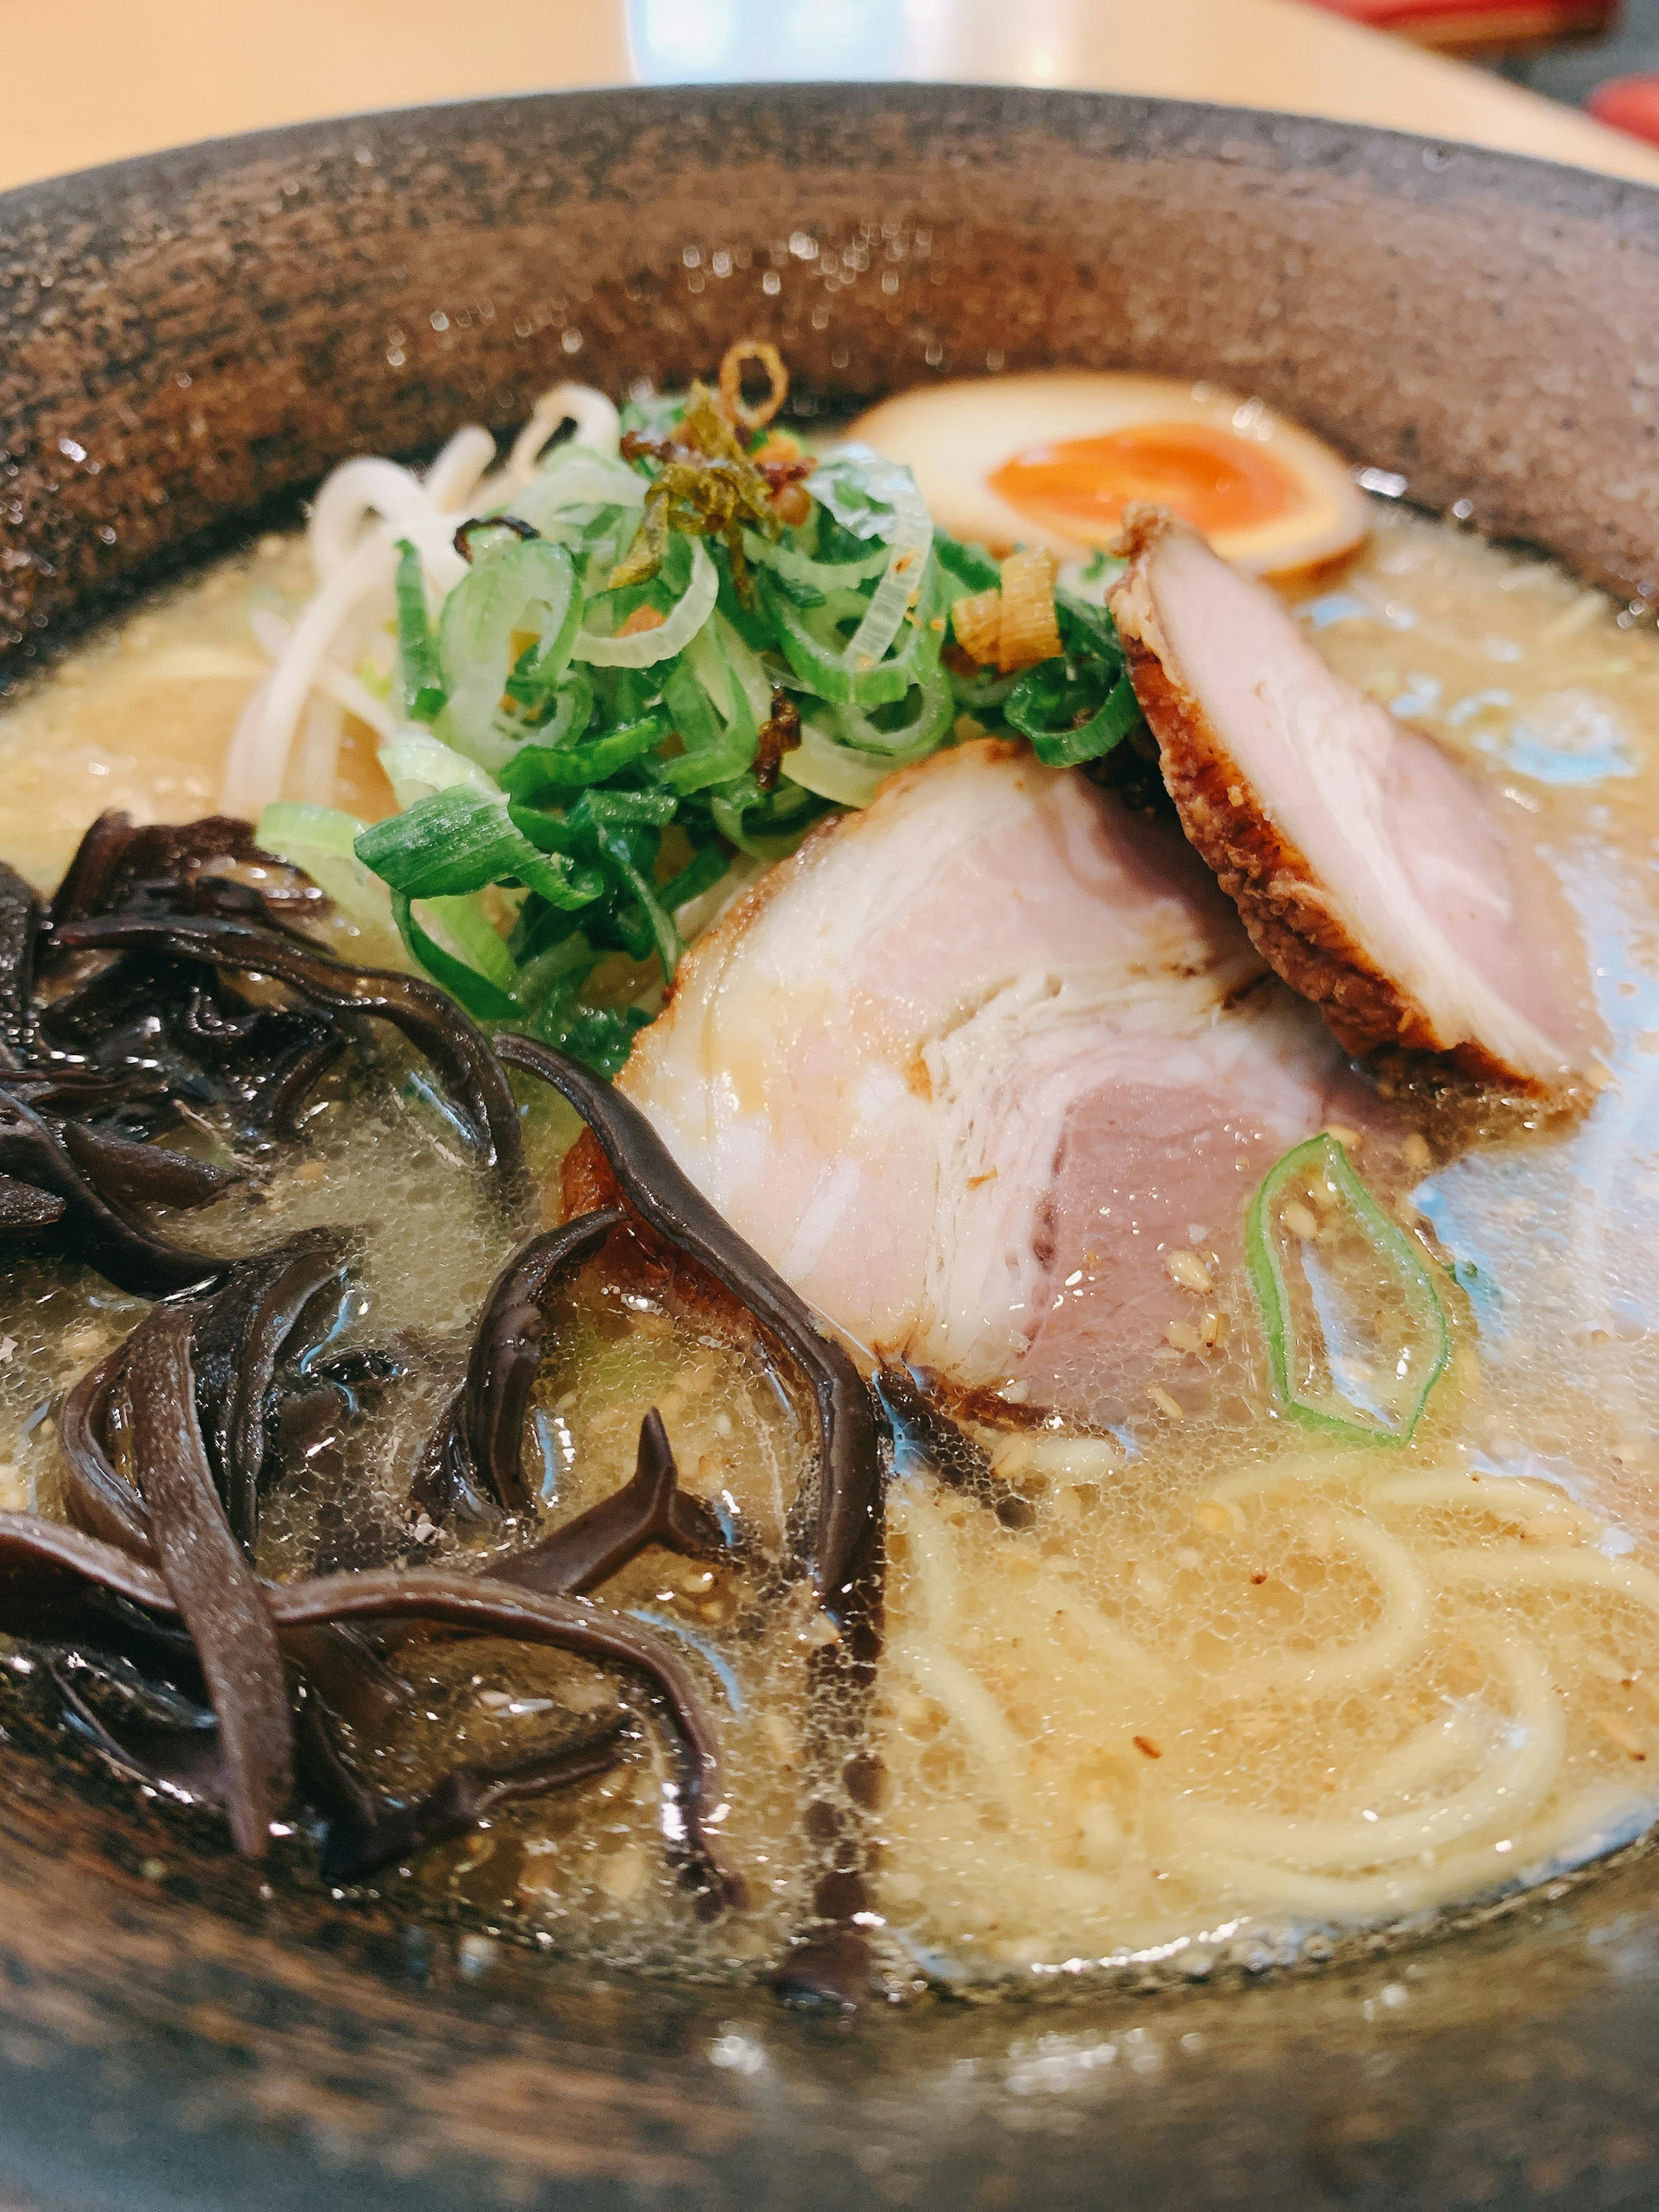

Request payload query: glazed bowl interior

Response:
[4,82,1659,2212]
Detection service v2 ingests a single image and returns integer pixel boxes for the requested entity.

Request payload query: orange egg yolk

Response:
[989,423,1303,544]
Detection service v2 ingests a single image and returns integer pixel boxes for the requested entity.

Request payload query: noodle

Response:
[1221,1514,1430,1699]
[887,1637,1031,1797]
[1180,1638,1564,1869]
[1433,1547,1659,1618]
[1370,1469,1606,1540]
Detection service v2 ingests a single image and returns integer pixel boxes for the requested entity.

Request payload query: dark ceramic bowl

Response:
[3,82,1659,2212]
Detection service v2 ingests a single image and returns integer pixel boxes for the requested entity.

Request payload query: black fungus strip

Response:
[0,1173,64,1232]
[0,1515,172,1627]
[0,860,41,1067]
[0,1511,737,1902]
[123,1305,294,1856]
[49,811,138,928]
[190,1228,353,1549]
[489,1408,725,1598]
[267,1567,742,1908]
[52,915,525,1182]
[874,1362,1037,1531]
[414,1211,622,1524]
[49,810,316,936]
[59,1342,153,1560]
[282,1624,411,1731]
[318,1716,626,1884]
[60,1122,241,1212]
[494,1035,880,1616]
[246,1023,349,1141]
[51,1660,227,1804]
[0,1087,232,1295]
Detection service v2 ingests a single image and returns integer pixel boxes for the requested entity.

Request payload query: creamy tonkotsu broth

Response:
[4,461,1659,1995]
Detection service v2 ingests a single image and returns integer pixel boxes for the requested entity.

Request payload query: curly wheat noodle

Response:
[1175,1769,1651,1927]
[307,456,437,582]
[507,383,623,478]
[887,1637,1031,1804]
[423,424,496,513]
[1434,1546,1659,1615]
[221,533,391,814]
[1334,1707,1484,1804]
[1367,1470,1607,1539]
[890,1486,1170,1690]
[1213,1511,1430,1699]
[251,611,396,743]
[1182,1635,1565,1870]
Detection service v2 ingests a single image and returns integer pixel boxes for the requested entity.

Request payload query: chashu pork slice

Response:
[614,741,1373,1425]
[1109,509,1587,1093]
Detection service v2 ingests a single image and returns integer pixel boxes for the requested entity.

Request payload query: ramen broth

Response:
[3,501,1659,1987]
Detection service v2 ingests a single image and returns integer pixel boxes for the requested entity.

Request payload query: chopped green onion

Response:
[257,800,364,858]
[934,530,1001,595]
[394,539,445,726]
[595,826,683,980]
[255,801,395,948]
[835,449,933,675]
[741,526,890,590]
[439,536,582,771]
[809,451,902,542]
[655,653,757,795]
[572,537,718,667]
[782,715,909,807]
[499,709,670,798]
[1245,1134,1451,1446]
[390,893,521,1022]
[355,787,603,911]
[1007,665,1142,768]
[829,668,954,758]
[378,728,500,809]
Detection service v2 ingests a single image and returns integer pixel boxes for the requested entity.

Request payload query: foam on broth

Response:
[4,502,1659,1989]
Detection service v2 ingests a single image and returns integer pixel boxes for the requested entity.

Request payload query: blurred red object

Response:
[1304,0,1616,54]
[1586,75,1659,145]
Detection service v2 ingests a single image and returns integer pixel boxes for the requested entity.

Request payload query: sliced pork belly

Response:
[617,742,1373,1424]
[1109,509,1587,1093]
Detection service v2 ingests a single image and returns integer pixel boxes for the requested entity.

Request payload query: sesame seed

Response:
[1166,1250,1212,1295]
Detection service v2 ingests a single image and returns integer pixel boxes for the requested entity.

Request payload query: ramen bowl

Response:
[4,82,1659,2212]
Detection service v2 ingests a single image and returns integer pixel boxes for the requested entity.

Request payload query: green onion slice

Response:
[740,526,891,590]
[499,709,670,799]
[356,787,603,911]
[1007,665,1143,768]
[572,537,718,668]
[438,537,582,771]
[378,728,501,810]
[391,893,521,1023]
[393,538,446,726]
[1245,1134,1451,1446]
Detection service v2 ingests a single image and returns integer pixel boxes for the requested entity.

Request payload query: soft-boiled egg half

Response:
[847,371,1370,576]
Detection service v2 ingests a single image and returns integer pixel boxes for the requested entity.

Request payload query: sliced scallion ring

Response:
[439,537,582,769]
[1245,1134,1451,1446]
[573,538,718,667]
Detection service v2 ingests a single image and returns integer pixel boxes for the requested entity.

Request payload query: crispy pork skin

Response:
[1109,509,1587,1094]
[615,742,1372,1424]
